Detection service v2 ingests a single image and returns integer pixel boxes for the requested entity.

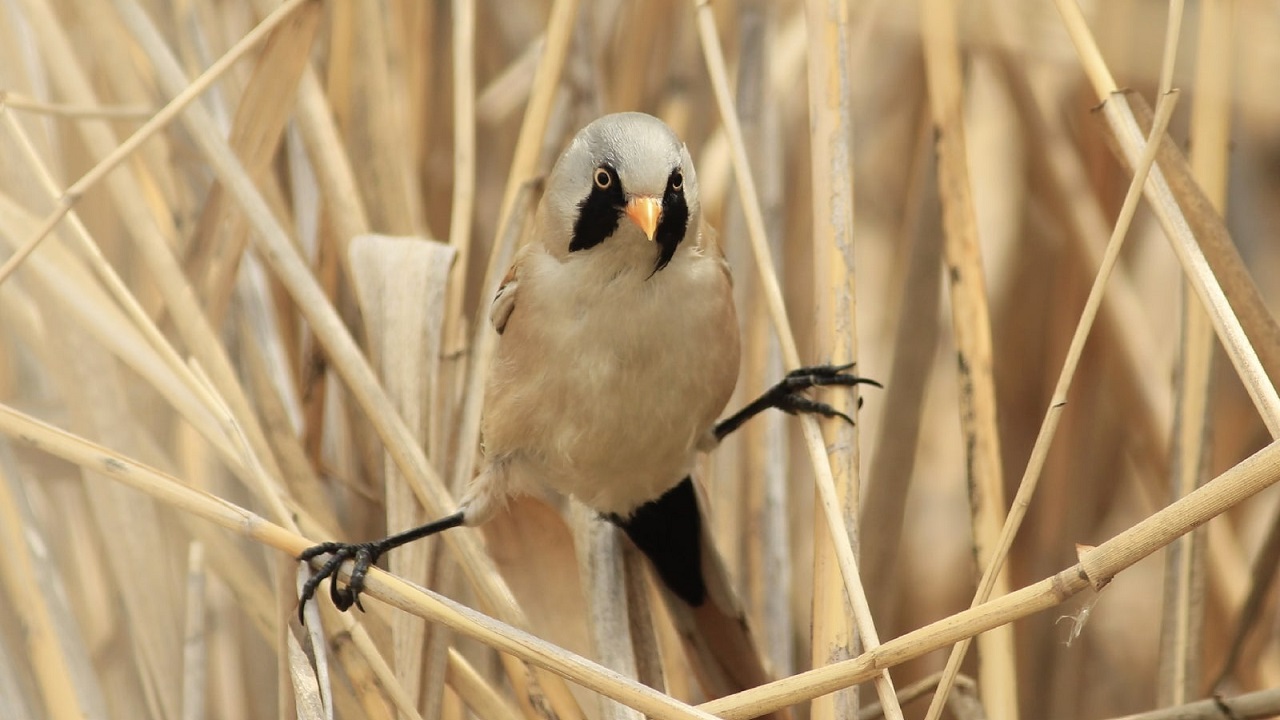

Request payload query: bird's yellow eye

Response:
[671,171,683,191]
[594,168,612,189]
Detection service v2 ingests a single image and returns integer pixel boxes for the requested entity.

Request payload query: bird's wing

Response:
[697,220,735,289]
[697,218,727,257]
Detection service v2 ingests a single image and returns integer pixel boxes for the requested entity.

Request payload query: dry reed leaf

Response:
[350,233,457,713]
[287,629,329,720]
[186,0,323,324]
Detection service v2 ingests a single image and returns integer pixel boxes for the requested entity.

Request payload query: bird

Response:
[299,112,877,705]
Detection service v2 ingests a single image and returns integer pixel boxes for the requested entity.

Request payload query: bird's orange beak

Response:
[625,196,662,242]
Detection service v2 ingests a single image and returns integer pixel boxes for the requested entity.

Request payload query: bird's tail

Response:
[613,477,791,720]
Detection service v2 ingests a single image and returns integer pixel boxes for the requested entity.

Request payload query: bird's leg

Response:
[297,510,465,622]
[713,363,882,442]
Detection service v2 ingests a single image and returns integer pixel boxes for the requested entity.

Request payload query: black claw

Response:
[776,395,855,425]
[782,363,882,390]
[297,541,383,622]
[329,565,351,609]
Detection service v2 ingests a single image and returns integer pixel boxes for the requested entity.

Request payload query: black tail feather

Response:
[608,477,706,607]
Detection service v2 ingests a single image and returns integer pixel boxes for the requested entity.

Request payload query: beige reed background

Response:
[2,1,1280,719]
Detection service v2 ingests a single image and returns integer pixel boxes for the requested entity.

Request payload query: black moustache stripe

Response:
[652,176,688,274]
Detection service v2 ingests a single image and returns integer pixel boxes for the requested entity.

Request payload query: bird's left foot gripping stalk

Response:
[296,510,465,622]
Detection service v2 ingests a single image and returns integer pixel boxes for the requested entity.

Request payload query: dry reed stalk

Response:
[321,600,431,720]
[728,0,795,679]
[446,647,524,720]
[433,180,534,720]
[106,3,582,715]
[0,0,308,288]
[927,89,1181,717]
[929,0,1193,710]
[1057,0,1280,688]
[994,57,1255,689]
[804,2,901,720]
[186,0,322,325]
[1156,0,1232,700]
[0,402,720,720]
[0,190,230,469]
[855,672,978,720]
[329,630,395,720]
[23,0,301,537]
[860,112,939,623]
[1105,687,1280,720]
[571,503,644,720]
[475,37,544,125]
[291,65,373,258]
[493,0,580,235]
[715,0,761,615]
[345,1,424,237]
[182,543,208,720]
[47,303,186,718]
[0,446,89,720]
[694,5,899,714]
[622,545,666,694]
[0,92,153,118]
[437,4,592,702]
[1159,298,1212,703]
[441,0,479,406]
[5,2,1280,718]
[1101,98,1280,424]
[991,46,1175,481]
[1209,9,1280,683]
[1053,0,1280,430]
[0,179,308,716]
[919,0,1017,715]
[699,432,1280,719]
[238,321,342,531]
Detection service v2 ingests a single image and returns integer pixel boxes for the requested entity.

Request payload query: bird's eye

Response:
[594,168,612,189]
[670,171,684,191]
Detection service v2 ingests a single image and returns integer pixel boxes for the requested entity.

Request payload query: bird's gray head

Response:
[541,112,700,274]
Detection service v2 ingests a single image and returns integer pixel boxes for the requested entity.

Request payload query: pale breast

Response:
[480,246,739,516]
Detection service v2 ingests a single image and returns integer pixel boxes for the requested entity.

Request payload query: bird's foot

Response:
[714,363,881,441]
[767,363,879,423]
[297,539,389,622]
[296,511,467,624]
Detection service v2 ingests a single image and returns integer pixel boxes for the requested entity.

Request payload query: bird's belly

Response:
[485,263,738,516]
[535,346,714,513]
